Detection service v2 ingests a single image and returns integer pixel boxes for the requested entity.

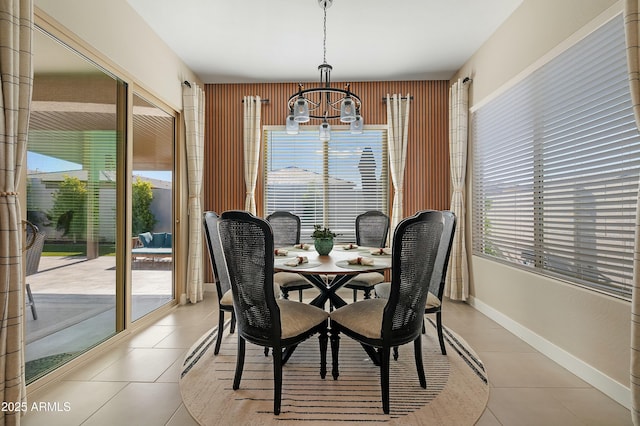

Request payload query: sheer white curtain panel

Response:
[386,93,410,236]
[445,78,470,301]
[243,96,262,215]
[0,0,33,422]
[184,82,205,303]
[625,1,640,423]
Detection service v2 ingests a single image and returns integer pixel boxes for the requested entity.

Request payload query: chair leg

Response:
[230,311,236,334]
[272,345,283,415]
[330,328,340,380]
[436,311,446,355]
[214,310,225,355]
[298,289,303,302]
[352,288,357,302]
[392,346,399,360]
[380,347,391,414]
[26,284,37,320]
[413,336,427,389]
[319,322,328,379]
[233,336,246,390]
[281,288,290,300]
[363,288,372,299]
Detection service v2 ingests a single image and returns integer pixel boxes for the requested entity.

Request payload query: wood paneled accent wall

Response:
[204,80,451,218]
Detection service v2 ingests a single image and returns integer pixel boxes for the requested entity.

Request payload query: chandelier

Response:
[286,0,363,140]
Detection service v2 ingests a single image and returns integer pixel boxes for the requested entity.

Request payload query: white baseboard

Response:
[468,296,631,410]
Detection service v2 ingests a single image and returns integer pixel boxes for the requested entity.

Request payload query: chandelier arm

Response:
[287,88,361,117]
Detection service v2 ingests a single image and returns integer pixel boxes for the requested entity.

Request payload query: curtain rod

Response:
[183,80,191,87]
[241,98,270,103]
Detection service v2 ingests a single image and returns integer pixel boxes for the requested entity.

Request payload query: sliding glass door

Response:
[131,94,175,321]
[25,26,176,383]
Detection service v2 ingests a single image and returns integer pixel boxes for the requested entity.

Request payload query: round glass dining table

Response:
[273,245,392,309]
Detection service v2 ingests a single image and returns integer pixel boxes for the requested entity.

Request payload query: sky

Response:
[27,151,173,182]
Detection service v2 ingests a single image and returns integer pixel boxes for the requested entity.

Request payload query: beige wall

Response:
[454,0,630,406]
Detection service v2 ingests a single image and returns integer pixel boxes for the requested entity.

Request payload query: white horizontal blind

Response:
[472,14,640,300]
[264,127,388,242]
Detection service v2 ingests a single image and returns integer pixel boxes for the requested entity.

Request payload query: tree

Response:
[50,175,87,241]
[132,177,157,235]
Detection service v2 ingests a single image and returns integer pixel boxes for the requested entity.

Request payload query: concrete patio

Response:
[25,255,173,367]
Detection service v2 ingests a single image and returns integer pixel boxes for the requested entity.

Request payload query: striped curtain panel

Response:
[184,82,205,303]
[444,78,470,301]
[625,1,640,423]
[386,94,411,236]
[243,96,261,215]
[0,0,33,422]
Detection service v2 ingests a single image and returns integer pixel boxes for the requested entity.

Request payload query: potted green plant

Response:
[311,225,336,255]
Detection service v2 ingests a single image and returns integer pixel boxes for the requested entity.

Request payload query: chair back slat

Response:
[355,211,389,247]
[266,211,301,247]
[383,211,456,344]
[219,211,280,343]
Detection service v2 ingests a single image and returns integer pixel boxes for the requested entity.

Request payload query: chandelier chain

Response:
[323,4,327,64]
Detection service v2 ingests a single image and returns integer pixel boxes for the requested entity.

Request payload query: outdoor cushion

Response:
[150,232,167,248]
[139,232,153,247]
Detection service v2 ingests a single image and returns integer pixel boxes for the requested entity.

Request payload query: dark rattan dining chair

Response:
[374,252,449,356]
[266,211,313,302]
[344,210,390,301]
[329,210,456,414]
[203,211,236,355]
[218,210,329,415]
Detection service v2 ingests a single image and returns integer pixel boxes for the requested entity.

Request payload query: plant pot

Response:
[314,238,334,255]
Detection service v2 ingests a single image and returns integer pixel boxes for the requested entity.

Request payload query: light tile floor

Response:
[21,291,632,425]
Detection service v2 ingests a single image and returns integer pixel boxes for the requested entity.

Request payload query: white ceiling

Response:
[126,0,523,84]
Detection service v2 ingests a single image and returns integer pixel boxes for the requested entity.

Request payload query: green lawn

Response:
[43,243,116,257]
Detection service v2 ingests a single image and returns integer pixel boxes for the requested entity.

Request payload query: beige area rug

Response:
[180,318,488,425]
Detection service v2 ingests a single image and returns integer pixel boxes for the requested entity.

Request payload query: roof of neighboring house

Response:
[266,166,354,187]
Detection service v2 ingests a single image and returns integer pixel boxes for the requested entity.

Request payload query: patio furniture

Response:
[329,210,456,414]
[217,210,329,415]
[345,210,390,301]
[24,220,46,320]
[266,211,312,301]
[132,231,172,261]
[203,211,236,355]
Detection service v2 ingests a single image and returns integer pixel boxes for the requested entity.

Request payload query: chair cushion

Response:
[329,298,387,339]
[277,299,328,339]
[373,282,391,299]
[273,272,310,288]
[220,289,233,307]
[425,292,441,310]
[374,282,441,309]
[346,272,385,287]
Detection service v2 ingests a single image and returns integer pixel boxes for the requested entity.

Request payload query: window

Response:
[472,14,640,300]
[264,126,388,242]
